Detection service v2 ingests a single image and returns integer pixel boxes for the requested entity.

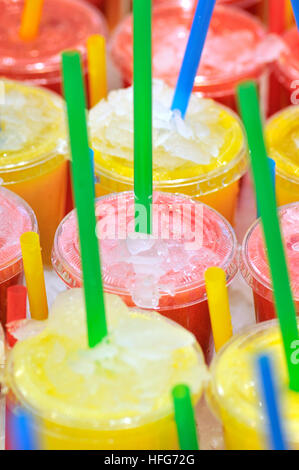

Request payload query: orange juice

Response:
[89,81,247,225]
[0,80,68,264]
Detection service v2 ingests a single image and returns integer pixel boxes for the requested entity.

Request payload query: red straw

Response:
[6,285,27,347]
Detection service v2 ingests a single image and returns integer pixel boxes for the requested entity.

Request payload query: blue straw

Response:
[171,0,216,118]
[89,148,96,196]
[257,355,288,450]
[9,408,36,450]
[257,157,276,218]
[290,1,299,29]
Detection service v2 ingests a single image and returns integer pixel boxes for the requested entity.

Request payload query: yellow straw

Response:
[20,232,48,321]
[19,0,44,41]
[204,267,233,352]
[87,34,108,108]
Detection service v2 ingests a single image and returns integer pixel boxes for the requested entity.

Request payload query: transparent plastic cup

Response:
[52,191,238,363]
[110,3,269,113]
[207,319,299,450]
[89,81,248,226]
[265,105,299,206]
[272,28,299,114]
[240,202,299,322]
[0,79,69,264]
[0,187,38,329]
[0,0,107,95]
[6,289,208,450]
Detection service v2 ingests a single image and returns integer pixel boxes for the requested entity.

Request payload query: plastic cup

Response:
[272,28,299,114]
[207,319,299,450]
[6,288,208,450]
[0,79,69,264]
[240,202,299,323]
[52,191,238,363]
[110,3,269,113]
[89,81,247,225]
[0,187,38,329]
[0,0,107,95]
[265,105,299,206]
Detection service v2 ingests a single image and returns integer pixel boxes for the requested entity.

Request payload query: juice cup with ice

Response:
[89,80,248,225]
[52,191,238,362]
[207,319,299,450]
[240,202,299,322]
[273,28,299,113]
[0,187,38,329]
[0,79,69,264]
[110,3,270,113]
[265,105,299,205]
[0,0,107,95]
[6,288,208,450]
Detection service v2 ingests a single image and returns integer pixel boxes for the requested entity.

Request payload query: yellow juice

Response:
[7,289,208,450]
[0,80,68,264]
[207,320,299,450]
[90,81,247,225]
[266,105,299,206]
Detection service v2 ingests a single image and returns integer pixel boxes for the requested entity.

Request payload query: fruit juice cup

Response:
[0,323,4,450]
[272,28,299,114]
[89,80,248,226]
[0,187,38,329]
[52,191,238,363]
[0,79,69,265]
[265,105,299,205]
[6,289,208,450]
[0,0,107,96]
[240,203,299,322]
[207,319,299,450]
[110,3,270,114]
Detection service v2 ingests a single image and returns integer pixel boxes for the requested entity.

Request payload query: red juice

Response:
[110,3,271,113]
[0,0,107,95]
[240,202,299,322]
[0,187,37,329]
[52,191,238,362]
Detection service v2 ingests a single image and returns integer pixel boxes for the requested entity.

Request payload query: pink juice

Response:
[0,0,107,95]
[110,3,271,113]
[240,202,299,322]
[52,191,238,362]
[0,187,37,329]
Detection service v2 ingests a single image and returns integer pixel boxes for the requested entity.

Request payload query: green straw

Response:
[238,81,299,392]
[62,51,107,348]
[133,0,153,234]
[172,384,199,450]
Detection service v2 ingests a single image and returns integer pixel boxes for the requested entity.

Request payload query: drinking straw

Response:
[6,286,27,347]
[19,0,44,41]
[171,0,216,119]
[8,408,36,450]
[133,0,153,235]
[257,355,288,450]
[172,384,199,450]
[257,158,276,218]
[87,34,108,108]
[204,267,233,352]
[20,232,48,321]
[62,51,107,348]
[268,0,286,34]
[290,0,299,28]
[238,81,299,392]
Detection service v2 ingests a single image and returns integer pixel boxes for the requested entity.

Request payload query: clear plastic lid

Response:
[0,79,67,175]
[0,186,38,283]
[110,3,267,94]
[207,319,299,440]
[266,105,299,186]
[0,0,107,81]
[52,191,238,310]
[240,202,299,302]
[274,27,299,90]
